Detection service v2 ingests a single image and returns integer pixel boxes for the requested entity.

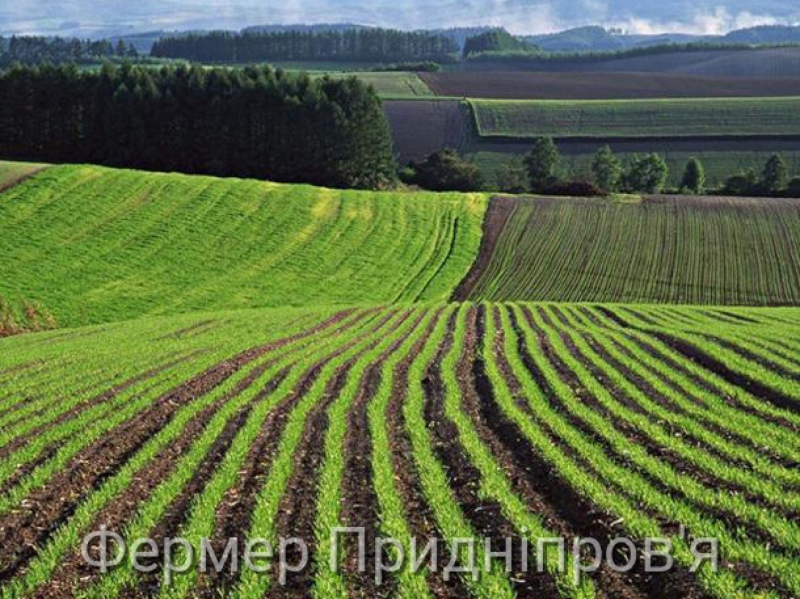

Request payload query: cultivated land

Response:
[306,70,435,97]
[470,97,800,139]
[0,302,799,599]
[0,161,47,192]
[3,160,800,599]
[0,165,485,326]
[421,70,800,100]
[460,195,800,305]
[461,46,800,77]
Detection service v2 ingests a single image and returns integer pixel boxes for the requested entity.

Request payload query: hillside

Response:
[459,196,800,305]
[0,165,485,326]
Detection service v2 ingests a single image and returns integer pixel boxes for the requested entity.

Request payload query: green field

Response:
[0,165,485,326]
[464,195,800,304]
[470,97,800,138]
[306,71,434,97]
[1,302,799,599]
[470,149,800,189]
[3,161,800,599]
[0,161,47,189]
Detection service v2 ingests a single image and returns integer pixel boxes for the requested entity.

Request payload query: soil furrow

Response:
[340,310,428,599]
[519,307,791,597]
[510,307,710,599]
[651,332,800,415]
[30,368,290,599]
[0,311,353,585]
[0,350,209,462]
[266,310,407,599]
[386,311,469,599]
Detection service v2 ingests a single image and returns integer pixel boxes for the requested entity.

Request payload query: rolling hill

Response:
[0,164,485,326]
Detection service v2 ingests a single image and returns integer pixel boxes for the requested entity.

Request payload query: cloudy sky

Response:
[2,0,799,36]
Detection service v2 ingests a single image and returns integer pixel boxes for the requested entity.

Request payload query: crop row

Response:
[0,303,797,598]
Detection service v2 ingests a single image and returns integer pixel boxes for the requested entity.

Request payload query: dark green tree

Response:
[409,149,483,192]
[591,145,622,193]
[787,177,800,198]
[762,153,788,195]
[496,158,529,194]
[723,169,758,196]
[524,137,561,192]
[626,153,669,193]
[680,157,706,194]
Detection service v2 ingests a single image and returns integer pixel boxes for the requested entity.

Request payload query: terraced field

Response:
[459,195,800,305]
[470,97,800,139]
[0,302,799,598]
[0,165,485,326]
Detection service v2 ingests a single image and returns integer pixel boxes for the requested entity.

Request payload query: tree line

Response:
[151,29,460,64]
[0,36,137,67]
[403,139,800,197]
[0,63,397,189]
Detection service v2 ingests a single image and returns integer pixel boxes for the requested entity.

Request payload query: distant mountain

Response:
[723,24,800,43]
[524,24,800,54]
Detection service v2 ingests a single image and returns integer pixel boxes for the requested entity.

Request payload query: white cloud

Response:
[611,6,790,35]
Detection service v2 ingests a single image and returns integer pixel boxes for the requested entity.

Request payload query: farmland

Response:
[459,195,800,305]
[420,70,800,100]
[307,71,435,98]
[0,301,799,598]
[460,46,800,78]
[470,97,800,139]
[0,161,47,192]
[0,165,485,326]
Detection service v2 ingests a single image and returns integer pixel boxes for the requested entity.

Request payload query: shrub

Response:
[407,149,484,192]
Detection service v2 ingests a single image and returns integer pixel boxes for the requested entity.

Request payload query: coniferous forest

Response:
[151,29,459,63]
[0,63,397,188]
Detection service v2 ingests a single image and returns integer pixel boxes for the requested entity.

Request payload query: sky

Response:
[1,0,799,37]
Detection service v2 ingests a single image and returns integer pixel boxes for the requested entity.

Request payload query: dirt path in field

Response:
[339,310,428,599]
[386,310,469,599]
[504,307,710,599]
[451,196,517,301]
[266,309,410,599]
[0,311,353,586]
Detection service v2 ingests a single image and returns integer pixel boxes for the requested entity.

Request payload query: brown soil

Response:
[34,367,290,598]
[451,196,517,301]
[340,310,428,599]
[509,306,711,599]
[0,310,353,586]
[0,350,209,463]
[382,100,472,163]
[519,307,791,596]
[419,70,800,100]
[385,310,469,599]
[266,310,408,599]
[652,332,800,415]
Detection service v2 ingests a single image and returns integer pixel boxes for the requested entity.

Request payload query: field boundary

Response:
[451,196,516,301]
